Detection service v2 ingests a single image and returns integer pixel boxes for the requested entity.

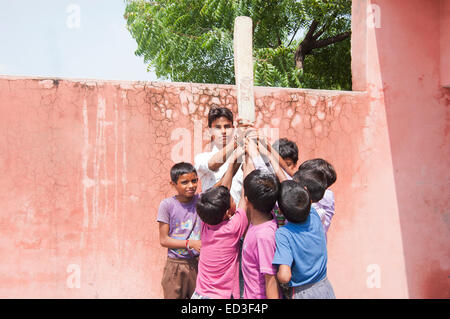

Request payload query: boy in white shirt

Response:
[194,107,249,205]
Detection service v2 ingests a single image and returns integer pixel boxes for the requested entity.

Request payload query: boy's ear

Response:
[244,195,250,207]
[224,206,236,220]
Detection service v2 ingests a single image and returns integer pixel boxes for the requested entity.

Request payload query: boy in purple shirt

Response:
[298,159,337,242]
[157,162,202,299]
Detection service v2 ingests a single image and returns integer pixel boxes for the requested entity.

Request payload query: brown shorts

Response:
[161,257,198,299]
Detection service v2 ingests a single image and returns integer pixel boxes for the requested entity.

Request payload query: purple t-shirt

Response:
[157,194,202,259]
[242,217,278,299]
[312,189,335,242]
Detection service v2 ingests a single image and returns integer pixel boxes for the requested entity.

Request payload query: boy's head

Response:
[243,169,280,216]
[196,186,235,225]
[170,162,198,199]
[293,168,327,203]
[278,180,311,223]
[207,106,234,148]
[298,158,336,188]
[272,138,299,171]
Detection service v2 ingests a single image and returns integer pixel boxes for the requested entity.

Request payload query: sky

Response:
[0,0,159,81]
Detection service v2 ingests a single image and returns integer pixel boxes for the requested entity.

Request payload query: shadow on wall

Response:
[373,0,450,298]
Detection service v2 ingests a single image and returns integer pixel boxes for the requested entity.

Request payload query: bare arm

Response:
[276,265,292,284]
[238,142,255,210]
[213,146,244,189]
[208,119,254,172]
[158,222,201,253]
[258,141,288,182]
[207,139,237,172]
[266,142,296,178]
[265,274,280,299]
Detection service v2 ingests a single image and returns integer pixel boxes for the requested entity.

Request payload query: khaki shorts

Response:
[161,257,198,299]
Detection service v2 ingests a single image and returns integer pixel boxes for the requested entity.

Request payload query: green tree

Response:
[124,0,352,90]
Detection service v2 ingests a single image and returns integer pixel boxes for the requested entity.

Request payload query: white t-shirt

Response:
[194,145,243,205]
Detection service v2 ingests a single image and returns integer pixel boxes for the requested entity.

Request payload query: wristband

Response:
[185,239,190,250]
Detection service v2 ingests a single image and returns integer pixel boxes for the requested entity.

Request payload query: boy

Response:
[271,138,299,177]
[298,159,337,242]
[254,138,298,229]
[293,168,327,203]
[194,106,255,205]
[192,147,249,299]
[157,162,202,299]
[273,180,335,299]
[241,168,280,299]
[194,106,241,204]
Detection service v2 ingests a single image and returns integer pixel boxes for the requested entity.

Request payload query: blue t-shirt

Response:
[272,207,327,287]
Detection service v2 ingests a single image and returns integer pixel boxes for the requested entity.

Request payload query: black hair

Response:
[278,180,311,223]
[170,162,197,183]
[243,170,280,215]
[207,106,234,128]
[272,138,299,165]
[196,186,231,225]
[298,158,336,188]
[293,168,327,203]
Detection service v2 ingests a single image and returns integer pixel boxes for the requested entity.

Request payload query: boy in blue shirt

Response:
[272,179,335,299]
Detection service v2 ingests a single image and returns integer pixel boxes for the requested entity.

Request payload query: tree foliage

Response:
[124,0,352,90]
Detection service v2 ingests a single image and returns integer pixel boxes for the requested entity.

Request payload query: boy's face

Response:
[172,172,198,200]
[283,157,297,171]
[210,116,234,148]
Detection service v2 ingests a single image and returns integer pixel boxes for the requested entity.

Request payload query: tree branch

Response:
[287,25,300,47]
[313,31,351,49]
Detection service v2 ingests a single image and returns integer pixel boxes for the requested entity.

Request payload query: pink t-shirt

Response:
[195,208,248,298]
[242,217,278,299]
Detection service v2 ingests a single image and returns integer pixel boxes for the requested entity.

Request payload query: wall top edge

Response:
[0,74,367,96]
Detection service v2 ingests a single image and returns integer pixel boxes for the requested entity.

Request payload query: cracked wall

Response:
[0,76,373,298]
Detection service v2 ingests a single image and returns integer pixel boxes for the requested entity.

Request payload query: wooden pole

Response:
[233,16,255,123]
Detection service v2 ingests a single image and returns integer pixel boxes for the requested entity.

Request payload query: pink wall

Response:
[0,0,448,298]
[441,0,450,87]
[368,0,450,298]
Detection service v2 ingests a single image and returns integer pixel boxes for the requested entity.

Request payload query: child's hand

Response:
[233,128,245,147]
[242,149,254,177]
[257,140,270,157]
[233,145,245,163]
[188,240,201,253]
[256,130,270,148]
[246,137,259,158]
[244,127,258,140]
[236,117,254,129]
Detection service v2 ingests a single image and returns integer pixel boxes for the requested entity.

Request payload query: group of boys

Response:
[157,106,337,299]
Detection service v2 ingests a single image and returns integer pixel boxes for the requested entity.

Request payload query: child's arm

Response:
[158,222,201,253]
[257,140,288,182]
[265,274,280,299]
[207,138,238,172]
[258,134,296,178]
[213,146,244,189]
[237,142,255,210]
[207,119,253,172]
[276,265,292,284]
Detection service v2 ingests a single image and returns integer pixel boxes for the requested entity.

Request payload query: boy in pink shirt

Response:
[241,169,280,299]
[192,147,248,299]
[240,139,280,299]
